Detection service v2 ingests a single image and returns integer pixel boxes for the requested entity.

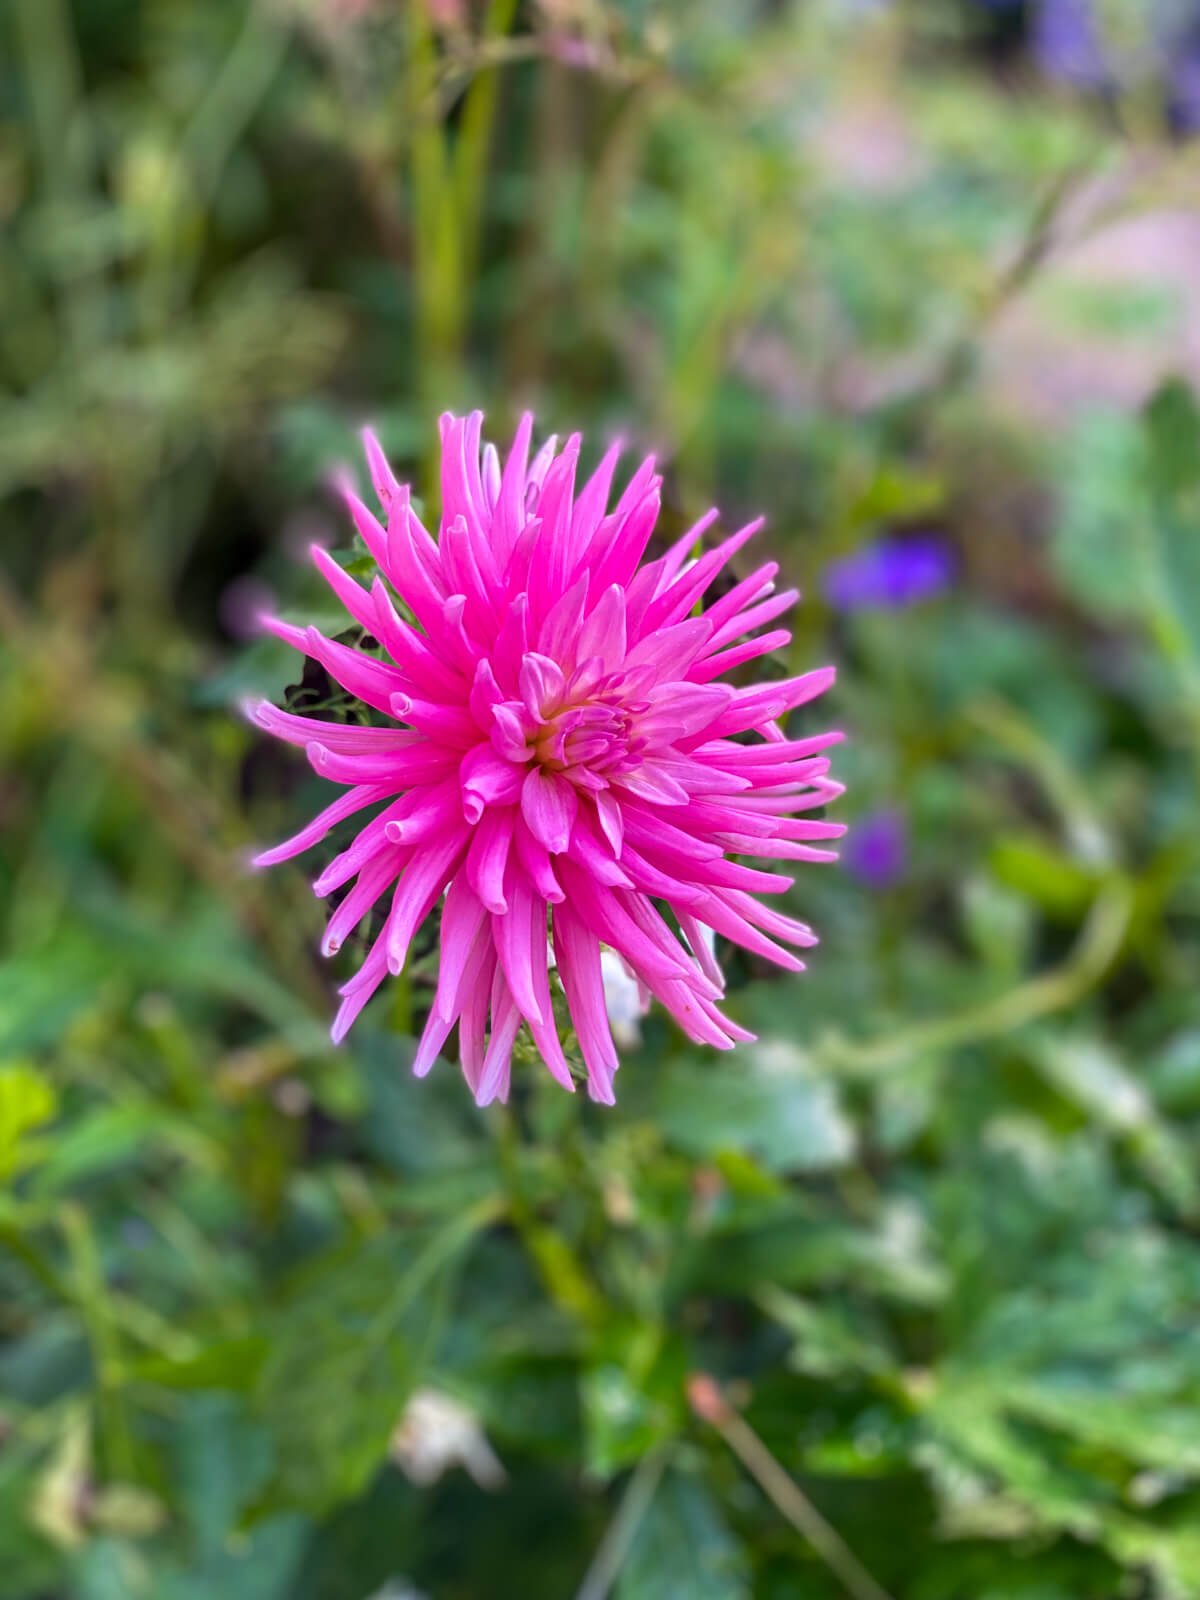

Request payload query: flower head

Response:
[822,533,954,612]
[250,412,842,1105]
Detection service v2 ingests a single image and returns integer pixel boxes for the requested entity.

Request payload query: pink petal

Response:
[552,908,619,1104]
[384,830,470,974]
[466,806,516,914]
[519,653,567,720]
[251,783,390,868]
[475,969,522,1106]
[491,877,547,1026]
[460,743,525,822]
[521,767,578,854]
[513,817,565,904]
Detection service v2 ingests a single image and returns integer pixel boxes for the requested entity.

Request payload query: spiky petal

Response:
[252,412,843,1104]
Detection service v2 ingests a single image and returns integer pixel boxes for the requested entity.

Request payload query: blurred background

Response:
[3,1,1200,1596]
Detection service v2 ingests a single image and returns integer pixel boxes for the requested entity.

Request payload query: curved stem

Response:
[819,878,1134,1077]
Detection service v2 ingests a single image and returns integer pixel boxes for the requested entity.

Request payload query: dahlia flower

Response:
[250,412,842,1105]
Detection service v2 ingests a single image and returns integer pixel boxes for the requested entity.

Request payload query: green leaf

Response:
[171,1392,273,1560]
[756,1284,897,1380]
[156,1517,308,1600]
[580,1326,687,1479]
[652,1044,856,1174]
[617,1470,751,1600]
[1028,1034,1151,1133]
[27,1104,211,1198]
[253,1200,499,1514]
[354,1028,488,1178]
[0,1062,57,1180]
[1144,380,1200,665]
[682,1197,947,1306]
[1052,410,1154,624]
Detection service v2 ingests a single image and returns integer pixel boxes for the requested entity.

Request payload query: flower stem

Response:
[573,1446,670,1600]
[688,1376,894,1600]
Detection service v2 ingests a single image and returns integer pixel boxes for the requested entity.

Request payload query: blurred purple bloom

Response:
[1031,1,1200,136]
[1032,0,1108,87]
[823,535,954,612]
[1170,47,1200,131]
[844,809,908,890]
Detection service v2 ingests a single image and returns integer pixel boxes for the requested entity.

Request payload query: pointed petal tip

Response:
[256,610,293,642]
[327,463,357,499]
[360,424,399,490]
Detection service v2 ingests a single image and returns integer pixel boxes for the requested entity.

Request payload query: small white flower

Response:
[363,1582,430,1600]
[389,1388,505,1490]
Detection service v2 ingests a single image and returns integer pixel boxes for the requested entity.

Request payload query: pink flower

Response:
[250,413,843,1105]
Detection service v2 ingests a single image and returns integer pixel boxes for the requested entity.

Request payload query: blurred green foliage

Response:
[3,0,1200,1596]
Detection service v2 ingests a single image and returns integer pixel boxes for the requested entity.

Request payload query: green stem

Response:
[966,695,1115,866]
[573,1447,671,1600]
[60,1202,135,1479]
[361,1191,503,1361]
[498,1107,607,1325]
[820,879,1134,1076]
[701,1389,894,1600]
[454,0,520,289]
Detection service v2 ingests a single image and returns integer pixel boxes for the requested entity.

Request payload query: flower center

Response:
[532,700,631,773]
[489,656,659,793]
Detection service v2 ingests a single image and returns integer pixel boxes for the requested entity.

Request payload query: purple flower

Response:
[1032,0,1108,87]
[844,809,907,891]
[1170,46,1200,131]
[822,534,954,613]
[250,412,844,1106]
